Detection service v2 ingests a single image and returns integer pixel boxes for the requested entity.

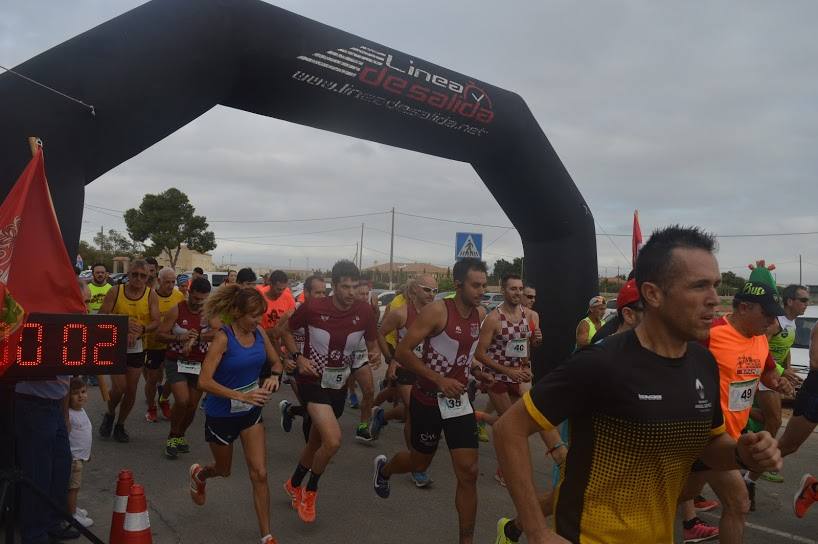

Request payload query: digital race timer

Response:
[1,313,128,379]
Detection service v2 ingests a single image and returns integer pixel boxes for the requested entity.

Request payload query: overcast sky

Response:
[4,1,818,283]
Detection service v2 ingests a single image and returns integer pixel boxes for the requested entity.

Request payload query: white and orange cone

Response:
[109,469,133,544]
[122,484,152,544]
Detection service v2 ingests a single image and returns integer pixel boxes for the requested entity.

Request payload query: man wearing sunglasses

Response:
[98,259,160,442]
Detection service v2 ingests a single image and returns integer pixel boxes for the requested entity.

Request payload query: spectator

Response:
[67,377,93,528]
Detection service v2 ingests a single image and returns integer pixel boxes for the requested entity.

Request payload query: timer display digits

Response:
[1,313,128,379]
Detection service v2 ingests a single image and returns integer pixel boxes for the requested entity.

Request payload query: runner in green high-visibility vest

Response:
[575,295,605,348]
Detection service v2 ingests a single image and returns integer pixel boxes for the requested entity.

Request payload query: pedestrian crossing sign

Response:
[455,232,482,260]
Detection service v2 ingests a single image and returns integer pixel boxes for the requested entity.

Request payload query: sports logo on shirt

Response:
[470,323,479,338]
[455,325,462,335]
[352,315,360,325]
[695,379,705,400]
[320,315,329,321]
[329,349,342,362]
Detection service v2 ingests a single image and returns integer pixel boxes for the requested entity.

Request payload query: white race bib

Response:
[505,338,528,358]
[321,366,351,390]
[127,336,143,354]
[177,360,201,375]
[412,343,424,358]
[437,391,473,420]
[230,382,259,414]
[353,349,368,368]
[728,378,759,412]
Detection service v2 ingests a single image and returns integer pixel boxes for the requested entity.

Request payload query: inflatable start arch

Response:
[0,0,597,371]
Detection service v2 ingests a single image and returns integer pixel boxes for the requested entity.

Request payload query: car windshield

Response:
[379,293,395,306]
[794,317,817,349]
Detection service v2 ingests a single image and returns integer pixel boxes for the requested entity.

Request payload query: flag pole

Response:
[28,136,41,157]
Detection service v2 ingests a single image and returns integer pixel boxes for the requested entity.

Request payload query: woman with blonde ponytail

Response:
[188,284,285,544]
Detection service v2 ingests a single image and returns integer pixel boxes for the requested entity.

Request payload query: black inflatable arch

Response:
[0,0,597,372]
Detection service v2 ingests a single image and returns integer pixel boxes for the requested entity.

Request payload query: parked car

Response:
[182,270,229,287]
[434,291,455,300]
[789,306,817,395]
[377,291,396,321]
[109,272,128,285]
[78,269,93,281]
[481,292,505,312]
[603,298,618,322]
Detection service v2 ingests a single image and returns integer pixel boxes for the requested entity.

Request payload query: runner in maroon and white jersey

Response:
[156,277,216,459]
[372,258,493,544]
[281,261,379,524]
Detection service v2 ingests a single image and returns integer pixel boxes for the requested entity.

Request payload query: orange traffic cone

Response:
[109,469,133,544]
[122,484,152,543]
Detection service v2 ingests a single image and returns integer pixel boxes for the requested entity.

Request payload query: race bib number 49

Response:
[728,378,759,412]
[437,391,473,420]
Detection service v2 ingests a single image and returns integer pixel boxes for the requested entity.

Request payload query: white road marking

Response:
[700,512,818,543]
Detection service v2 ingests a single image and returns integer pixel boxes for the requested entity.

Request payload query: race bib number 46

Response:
[321,365,351,390]
[437,391,473,420]
[505,338,528,358]
[728,378,759,412]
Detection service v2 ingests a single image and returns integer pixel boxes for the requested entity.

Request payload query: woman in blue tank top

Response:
[188,285,284,544]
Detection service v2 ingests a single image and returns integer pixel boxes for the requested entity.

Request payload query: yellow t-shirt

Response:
[145,288,185,350]
[384,293,407,348]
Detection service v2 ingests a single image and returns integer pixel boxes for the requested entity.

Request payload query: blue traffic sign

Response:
[455,232,482,260]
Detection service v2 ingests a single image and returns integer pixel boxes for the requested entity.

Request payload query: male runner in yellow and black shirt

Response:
[494,226,783,544]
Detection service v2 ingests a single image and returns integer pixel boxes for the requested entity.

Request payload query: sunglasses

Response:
[418,285,439,294]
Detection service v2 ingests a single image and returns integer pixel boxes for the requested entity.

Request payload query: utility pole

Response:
[359,222,364,270]
[800,254,803,285]
[389,207,395,289]
[353,243,358,266]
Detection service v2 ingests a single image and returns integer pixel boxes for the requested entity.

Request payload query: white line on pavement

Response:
[701,512,818,544]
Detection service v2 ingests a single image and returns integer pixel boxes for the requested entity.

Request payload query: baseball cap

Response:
[588,295,605,308]
[616,279,640,311]
[734,281,784,316]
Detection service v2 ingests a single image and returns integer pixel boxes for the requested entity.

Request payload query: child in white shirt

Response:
[68,377,93,527]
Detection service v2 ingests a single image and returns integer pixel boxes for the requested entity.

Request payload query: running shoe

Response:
[410,471,431,488]
[99,413,114,437]
[76,507,88,517]
[682,517,719,543]
[189,464,206,505]
[494,468,506,487]
[373,454,390,498]
[348,392,360,409]
[477,421,490,443]
[176,437,190,454]
[794,473,818,518]
[145,406,158,423]
[746,479,756,512]
[495,517,518,544]
[370,407,386,439]
[279,400,294,433]
[284,479,302,510]
[73,510,94,528]
[298,490,317,523]
[165,438,178,459]
[159,399,171,420]
[113,424,129,443]
[355,422,373,442]
[760,471,784,483]
[693,495,720,512]
[260,535,278,544]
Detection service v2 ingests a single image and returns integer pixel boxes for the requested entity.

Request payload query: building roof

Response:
[364,262,448,274]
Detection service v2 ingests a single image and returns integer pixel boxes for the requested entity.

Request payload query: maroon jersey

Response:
[485,306,530,383]
[165,301,210,362]
[413,298,480,405]
[291,296,378,385]
[397,302,419,343]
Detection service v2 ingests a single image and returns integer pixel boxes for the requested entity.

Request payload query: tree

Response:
[93,228,142,255]
[124,188,216,268]
[491,258,523,282]
[719,271,746,295]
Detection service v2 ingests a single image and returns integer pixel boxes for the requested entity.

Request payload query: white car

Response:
[789,305,817,384]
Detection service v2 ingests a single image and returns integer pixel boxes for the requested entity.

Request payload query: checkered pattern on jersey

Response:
[168,328,211,362]
[486,308,530,383]
[425,346,452,375]
[307,346,332,374]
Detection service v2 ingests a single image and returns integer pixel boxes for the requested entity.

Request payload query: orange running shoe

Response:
[145,406,158,423]
[298,490,317,523]
[159,399,171,419]
[794,473,818,518]
[189,464,206,506]
[283,479,301,510]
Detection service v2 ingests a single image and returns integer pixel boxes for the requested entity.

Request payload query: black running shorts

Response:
[298,383,345,419]
[205,407,263,445]
[793,369,818,424]
[409,395,478,454]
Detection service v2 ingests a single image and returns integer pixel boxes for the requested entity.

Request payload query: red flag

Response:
[0,148,85,376]
[632,210,643,269]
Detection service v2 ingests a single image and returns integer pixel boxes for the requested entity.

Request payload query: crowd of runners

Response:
[73,224,818,544]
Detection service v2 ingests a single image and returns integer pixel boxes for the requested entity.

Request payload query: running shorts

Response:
[298,383,345,418]
[164,359,199,388]
[489,381,523,397]
[395,367,417,386]
[409,395,478,454]
[145,349,165,370]
[793,369,818,423]
[126,352,146,369]
[205,407,263,445]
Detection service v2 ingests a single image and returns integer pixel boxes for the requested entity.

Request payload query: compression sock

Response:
[306,471,322,492]
[291,463,310,487]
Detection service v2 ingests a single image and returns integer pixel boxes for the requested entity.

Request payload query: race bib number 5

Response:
[437,392,473,420]
[728,378,759,412]
[505,338,528,358]
[321,366,351,390]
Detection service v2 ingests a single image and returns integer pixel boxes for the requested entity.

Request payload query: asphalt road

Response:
[71,377,817,544]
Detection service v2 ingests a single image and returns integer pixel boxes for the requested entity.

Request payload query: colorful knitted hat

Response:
[747,259,778,294]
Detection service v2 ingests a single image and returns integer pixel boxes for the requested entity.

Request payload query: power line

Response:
[215,237,355,249]
[209,211,390,224]
[396,210,513,229]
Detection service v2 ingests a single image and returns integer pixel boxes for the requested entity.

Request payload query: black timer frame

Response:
[0,313,127,544]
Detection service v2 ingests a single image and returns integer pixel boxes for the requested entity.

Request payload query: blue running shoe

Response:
[373,455,390,498]
[348,392,360,409]
[370,407,387,439]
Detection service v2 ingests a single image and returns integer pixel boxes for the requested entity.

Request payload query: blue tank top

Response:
[204,326,266,418]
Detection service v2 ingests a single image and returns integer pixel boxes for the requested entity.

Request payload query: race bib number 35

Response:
[321,366,351,390]
[728,378,759,412]
[437,391,473,420]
